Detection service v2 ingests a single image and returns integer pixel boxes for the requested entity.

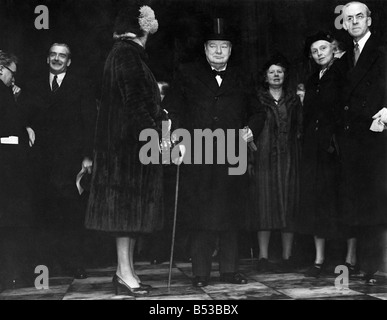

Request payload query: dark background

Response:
[1,0,387,96]
[1,0,387,266]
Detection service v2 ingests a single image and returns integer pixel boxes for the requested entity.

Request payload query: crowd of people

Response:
[0,1,386,296]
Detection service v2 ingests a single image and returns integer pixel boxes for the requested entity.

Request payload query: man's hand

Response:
[241,126,257,151]
[12,84,21,99]
[172,144,186,165]
[241,127,253,143]
[372,107,387,124]
[26,127,35,147]
[371,107,387,132]
[82,157,93,174]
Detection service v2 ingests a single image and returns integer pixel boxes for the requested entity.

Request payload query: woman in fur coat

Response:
[86,5,163,296]
[248,55,302,273]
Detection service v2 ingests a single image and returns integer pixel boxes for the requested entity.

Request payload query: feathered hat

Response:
[113,4,159,39]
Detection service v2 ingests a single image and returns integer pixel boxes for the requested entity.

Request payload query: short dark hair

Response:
[0,50,18,67]
[48,43,72,58]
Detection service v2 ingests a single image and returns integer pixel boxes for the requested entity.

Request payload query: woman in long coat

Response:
[248,55,302,272]
[297,32,351,278]
[86,5,163,296]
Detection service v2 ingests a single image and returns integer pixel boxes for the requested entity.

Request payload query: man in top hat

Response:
[164,18,266,287]
[335,1,387,284]
[21,43,97,279]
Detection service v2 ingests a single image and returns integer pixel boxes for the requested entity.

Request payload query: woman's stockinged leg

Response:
[282,232,294,260]
[346,238,357,266]
[314,236,325,265]
[258,231,271,260]
[116,236,140,288]
[128,237,141,283]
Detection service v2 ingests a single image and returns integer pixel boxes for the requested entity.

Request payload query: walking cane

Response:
[168,164,180,290]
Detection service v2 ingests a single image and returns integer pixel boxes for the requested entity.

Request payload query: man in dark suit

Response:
[22,43,97,279]
[337,1,387,284]
[164,19,266,287]
[0,51,37,289]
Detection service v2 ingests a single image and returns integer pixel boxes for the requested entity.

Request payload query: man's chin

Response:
[50,68,65,74]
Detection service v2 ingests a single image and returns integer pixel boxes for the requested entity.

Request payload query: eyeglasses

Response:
[2,65,16,77]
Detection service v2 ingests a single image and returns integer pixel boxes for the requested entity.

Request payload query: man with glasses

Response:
[22,43,97,280]
[336,1,387,285]
[0,50,36,289]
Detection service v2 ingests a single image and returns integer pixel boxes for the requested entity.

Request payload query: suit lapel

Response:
[192,61,223,94]
[346,35,380,95]
[217,66,237,95]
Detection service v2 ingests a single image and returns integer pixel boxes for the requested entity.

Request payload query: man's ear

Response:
[367,16,372,27]
[47,57,50,65]
[67,59,72,67]
[343,21,349,31]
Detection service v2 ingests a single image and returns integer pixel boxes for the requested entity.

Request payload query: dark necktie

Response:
[52,75,59,92]
[354,42,360,66]
[212,69,226,79]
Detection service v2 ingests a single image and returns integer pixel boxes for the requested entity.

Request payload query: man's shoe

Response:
[220,272,248,285]
[344,262,362,278]
[74,268,88,280]
[305,263,323,278]
[192,276,208,288]
[256,258,275,273]
[1,276,33,290]
[364,274,377,286]
[279,256,298,273]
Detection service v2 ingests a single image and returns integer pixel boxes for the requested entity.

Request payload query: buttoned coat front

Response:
[336,35,387,227]
[165,59,266,231]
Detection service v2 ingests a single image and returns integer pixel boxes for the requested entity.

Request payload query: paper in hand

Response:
[370,119,385,132]
[0,136,19,144]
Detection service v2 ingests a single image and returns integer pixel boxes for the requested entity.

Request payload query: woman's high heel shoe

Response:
[112,274,153,290]
[138,282,153,290]
[112,274,149,296]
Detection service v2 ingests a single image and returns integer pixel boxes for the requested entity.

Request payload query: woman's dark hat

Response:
[304,31,335,57]
[205,18,233,42]
[261,53,290,73]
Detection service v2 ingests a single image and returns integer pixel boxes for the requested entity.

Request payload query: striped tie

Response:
[52,75,59,92]
[354,42,360,66]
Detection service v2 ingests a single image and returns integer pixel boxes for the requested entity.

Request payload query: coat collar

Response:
[118,39,149,62]
[192,59,239,94]
[258,87,296,107]
[345,34,381,94]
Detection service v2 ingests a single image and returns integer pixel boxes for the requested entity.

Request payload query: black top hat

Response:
[304,31,335,57]
[205,18,233,42]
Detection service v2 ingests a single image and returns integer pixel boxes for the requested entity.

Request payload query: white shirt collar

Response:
[354,30,371,54]
[211,65,227,86]
[211,65,227,72]
[49,72,66,89]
